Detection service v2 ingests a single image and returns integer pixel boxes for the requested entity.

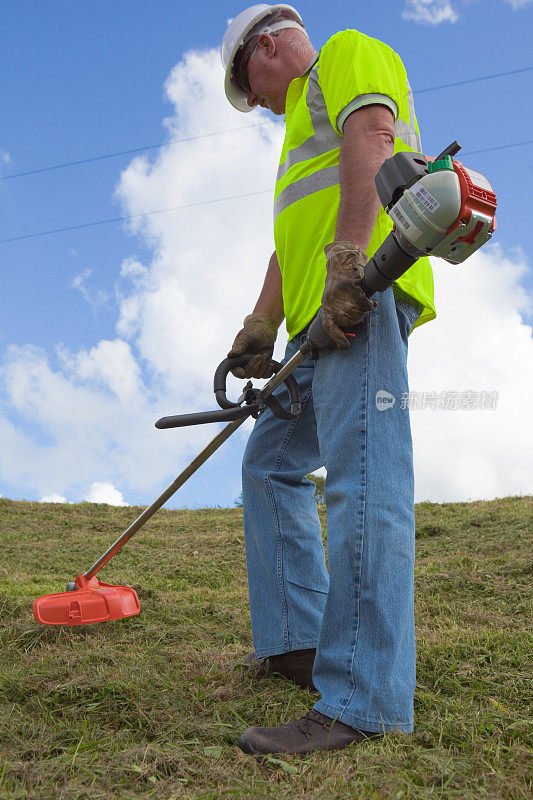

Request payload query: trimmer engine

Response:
[363,141,498,293]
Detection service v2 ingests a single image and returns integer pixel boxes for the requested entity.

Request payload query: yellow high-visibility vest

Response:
[274,29,437,340]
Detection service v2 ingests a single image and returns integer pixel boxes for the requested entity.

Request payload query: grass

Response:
[0,495,531,799]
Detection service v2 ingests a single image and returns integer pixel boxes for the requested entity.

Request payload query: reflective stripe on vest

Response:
[274,164,340,218]
[274,65,422,220]
[276,67,342,182]
[396,79,422,151]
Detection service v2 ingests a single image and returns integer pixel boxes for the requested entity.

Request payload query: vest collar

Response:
[302,50,320,76]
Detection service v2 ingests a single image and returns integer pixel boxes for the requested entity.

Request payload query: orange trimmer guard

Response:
[33,574,140,626]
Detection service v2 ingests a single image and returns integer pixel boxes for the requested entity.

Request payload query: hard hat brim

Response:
[225,69,254,113]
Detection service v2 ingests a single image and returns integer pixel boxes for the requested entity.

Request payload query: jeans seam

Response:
[272,384,314,473]
[339,314,370,713]
[264,385,316,651]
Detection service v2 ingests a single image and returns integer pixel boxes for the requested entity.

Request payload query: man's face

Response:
[237,34,289,115]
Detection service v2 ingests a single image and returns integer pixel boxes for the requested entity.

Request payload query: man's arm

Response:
[335,104,396,250]
[252,250,285,327]
[319,104,395,349]
[227,251,283,379]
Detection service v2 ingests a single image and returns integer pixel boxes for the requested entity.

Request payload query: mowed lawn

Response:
[0,495,531,799]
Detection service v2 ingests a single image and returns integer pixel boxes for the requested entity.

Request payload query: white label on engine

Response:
[413,184,440,213]
[390,206,423,241]
[464,167,493,192]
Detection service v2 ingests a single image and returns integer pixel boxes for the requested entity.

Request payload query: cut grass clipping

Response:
[0,495,531,799]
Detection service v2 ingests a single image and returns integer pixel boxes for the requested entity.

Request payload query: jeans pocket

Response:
[393,290,422,336]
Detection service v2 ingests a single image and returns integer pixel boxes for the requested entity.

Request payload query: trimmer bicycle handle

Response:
[214,355,258,408]
[214,354,302,418]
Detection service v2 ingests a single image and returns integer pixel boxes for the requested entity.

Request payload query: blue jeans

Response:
[241,286,422,734]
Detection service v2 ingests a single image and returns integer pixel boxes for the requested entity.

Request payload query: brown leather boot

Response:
[243,648,317,691]
[238,708,383,755]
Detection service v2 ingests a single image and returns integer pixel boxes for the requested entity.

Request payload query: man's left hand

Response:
[321,241,377,349]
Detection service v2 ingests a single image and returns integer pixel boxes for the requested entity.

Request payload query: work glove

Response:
[320,241,377,350]
[227,313,278,379]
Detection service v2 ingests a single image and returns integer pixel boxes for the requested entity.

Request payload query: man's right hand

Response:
[321,241,376,350]
[228,313,278,379]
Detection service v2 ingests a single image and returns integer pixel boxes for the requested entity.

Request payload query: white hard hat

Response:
[221,4,306,113]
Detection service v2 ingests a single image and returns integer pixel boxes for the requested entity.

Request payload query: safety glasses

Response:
[233,39,258,94]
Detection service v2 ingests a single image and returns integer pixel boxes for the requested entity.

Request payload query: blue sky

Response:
[1,0,532,509]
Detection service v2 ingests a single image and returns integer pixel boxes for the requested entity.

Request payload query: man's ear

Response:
[257,33,277,59]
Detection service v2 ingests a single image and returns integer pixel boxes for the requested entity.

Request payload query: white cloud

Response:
[71,268,110,308]
[408,244,533,501]
[58,339,143,403]
[403,0,531,22]
[113,47,286,390]
[84,482,128,506]
[502,0,532,8]
[40,494,68,503]
[402,0,459,24]
[0,338,213,502]
[0,51,281,504]
[0,150,11,166]
[0,47,532,509]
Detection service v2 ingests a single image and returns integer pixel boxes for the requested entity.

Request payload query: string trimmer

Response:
[33,142,497,626]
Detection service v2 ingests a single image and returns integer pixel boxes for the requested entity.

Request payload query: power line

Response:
[1,134,530,245]
[460,138,533,157]
[0,123,270,181]
[414,65,533,94]
[0,189,273,243]
[1,66,531,182]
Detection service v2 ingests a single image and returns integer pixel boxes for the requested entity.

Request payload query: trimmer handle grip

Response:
[306,309,361,352]
[155,405,255,429]
[306,272,381,352]
[306,311,333,351]
[214,354,258,409]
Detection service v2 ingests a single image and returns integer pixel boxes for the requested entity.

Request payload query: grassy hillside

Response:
[0,496,531,799]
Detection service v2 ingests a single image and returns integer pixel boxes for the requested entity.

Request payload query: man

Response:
[221,4,436,756]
